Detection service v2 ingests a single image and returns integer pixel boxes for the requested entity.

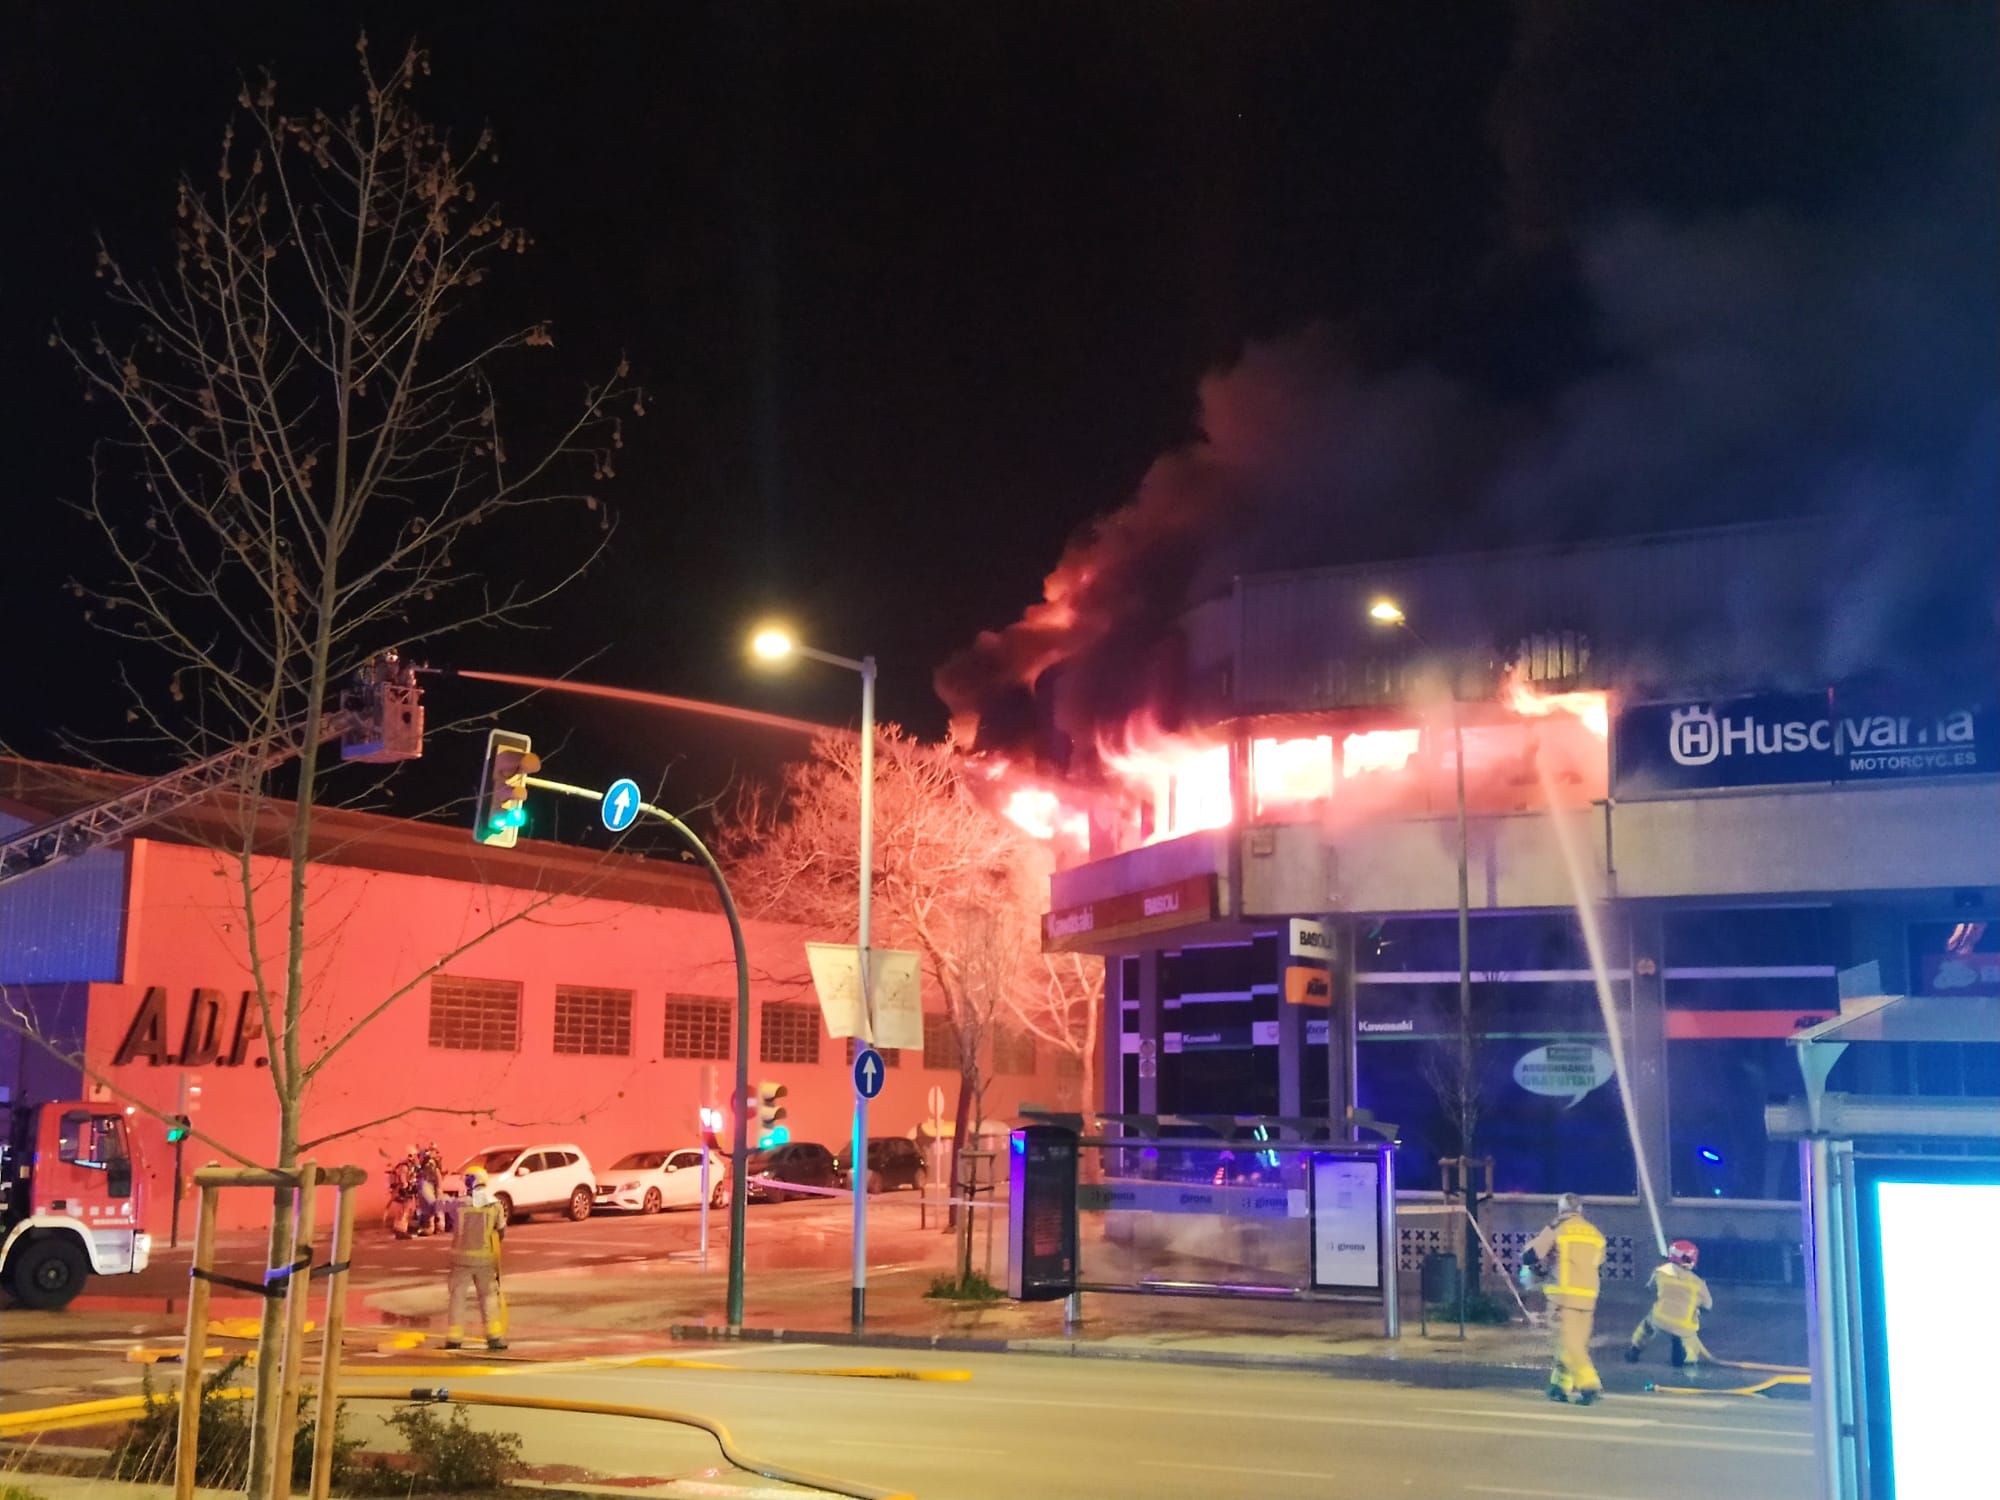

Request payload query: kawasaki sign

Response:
[1615,686,1999,794]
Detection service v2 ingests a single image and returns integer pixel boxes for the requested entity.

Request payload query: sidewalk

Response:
[358,1225,1810,1396]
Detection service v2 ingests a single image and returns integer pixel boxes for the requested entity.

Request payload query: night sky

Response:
[2,3,1993,827]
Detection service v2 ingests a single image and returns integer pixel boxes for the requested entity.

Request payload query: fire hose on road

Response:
[0,1380,917,1499]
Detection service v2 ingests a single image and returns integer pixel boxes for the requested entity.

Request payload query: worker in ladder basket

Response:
[445,1166,508,1351]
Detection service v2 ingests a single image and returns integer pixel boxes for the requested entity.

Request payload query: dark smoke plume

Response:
[938,4,1997,769]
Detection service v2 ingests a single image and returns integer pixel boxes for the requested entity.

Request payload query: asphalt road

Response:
[332,1345,1816,1500]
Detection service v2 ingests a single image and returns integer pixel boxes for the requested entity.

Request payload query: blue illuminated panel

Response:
[1869,1174,2000,1497]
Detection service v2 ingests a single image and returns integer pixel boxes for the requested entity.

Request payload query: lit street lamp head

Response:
[1368,599,1406,626]
[749,625,796,663]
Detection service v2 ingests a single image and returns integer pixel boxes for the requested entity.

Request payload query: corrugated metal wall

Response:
[1221,518,1927,713]
[0,811,128,984]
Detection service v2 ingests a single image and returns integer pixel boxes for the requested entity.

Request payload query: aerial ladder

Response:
[0,652,425,891]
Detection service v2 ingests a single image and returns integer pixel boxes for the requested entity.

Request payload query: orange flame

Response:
[1341,728,1422,776]
[1098,720,1232,845]
[1003,786,1090,847]
[1499,668,1610,738]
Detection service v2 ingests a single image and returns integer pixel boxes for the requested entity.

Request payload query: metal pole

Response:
[1452,701,1477,1292]
[526,774,754,1328]
[173,1183,220,1500]
[270,1160,319,1498]
[853,655,876,1332]
[171,1134,185,1249]
[698,1142,711,1271]
[1379,1143,1401,1339]
[308,1180,357,1500]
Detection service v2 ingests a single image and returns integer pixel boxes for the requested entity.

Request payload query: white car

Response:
[595,1147,717,1213]
[457,1143,596,1222]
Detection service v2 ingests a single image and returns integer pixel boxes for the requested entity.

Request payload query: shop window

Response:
[663,996,732,1060]
[1056,1048,1084,1080]
[1354,979,1634,1196]
[992,1028,1036,1077]
[922,1012,958,1070]
[759,1002,820,1065]
[1908,921,2000,996]
[552,986,633,1056]
[1668,1040,1803,1202]
[1360,914,1591,975]
[428,976,520,1053]
[845,1037,899,1067]
[1661,907,1840,1201]
[1662,906,1838,969]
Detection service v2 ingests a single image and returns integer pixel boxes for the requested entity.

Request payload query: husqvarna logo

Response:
[1669,706,1720,767]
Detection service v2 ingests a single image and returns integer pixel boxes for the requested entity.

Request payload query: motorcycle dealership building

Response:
[1045,515,1999,1282]
[1,763,1072,1233]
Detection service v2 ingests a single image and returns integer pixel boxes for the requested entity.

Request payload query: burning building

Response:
[948,514,2000,1277]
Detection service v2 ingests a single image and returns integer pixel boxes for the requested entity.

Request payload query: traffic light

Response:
[166,1115,192,1144]
[756,1080,788,1148]
[472,729,540,848]
[699,1105,724,1154]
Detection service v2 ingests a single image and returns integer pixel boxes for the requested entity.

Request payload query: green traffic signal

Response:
[472,729,538,848]
[166,1115,191,1143]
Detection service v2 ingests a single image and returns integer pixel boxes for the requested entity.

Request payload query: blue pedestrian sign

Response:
[601,778,642,833]
[852,1046,886,1100]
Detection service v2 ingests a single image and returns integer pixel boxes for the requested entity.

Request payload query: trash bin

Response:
[1422,1250,1461,1306]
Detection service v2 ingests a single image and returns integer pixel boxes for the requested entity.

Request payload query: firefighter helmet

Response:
[463,1166,489,1187]
[1555,1192,1585,1218]
[1669,1239,1699,1269]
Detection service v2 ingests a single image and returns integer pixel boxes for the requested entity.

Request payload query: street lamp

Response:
[1370,598,1478,1290]
[749,622,878,1332]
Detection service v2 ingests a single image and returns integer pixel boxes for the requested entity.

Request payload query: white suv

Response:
[457,1144,596,1223]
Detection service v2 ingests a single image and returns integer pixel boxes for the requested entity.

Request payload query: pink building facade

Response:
[2,763,1074,1232]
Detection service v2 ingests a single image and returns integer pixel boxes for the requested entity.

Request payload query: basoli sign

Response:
[111,987,268,1068]
[1615,685,1998,794]
[1042,874,1218,953]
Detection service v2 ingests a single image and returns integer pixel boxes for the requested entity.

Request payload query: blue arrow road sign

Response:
[601,778,642,833]
[853,1046,885,1100]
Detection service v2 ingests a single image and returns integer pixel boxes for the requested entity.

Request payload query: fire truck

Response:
[0,1100,153,1308]
[0,653,425,1307]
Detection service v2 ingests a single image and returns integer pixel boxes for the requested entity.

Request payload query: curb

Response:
[666,1323,1572,1391]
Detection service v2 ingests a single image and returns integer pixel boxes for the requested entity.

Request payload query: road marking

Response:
[822,1437,1006,1456]
[1143,1459,1345,1482]
[664,1381,1813,1458]
[1424,1408,1656,1432]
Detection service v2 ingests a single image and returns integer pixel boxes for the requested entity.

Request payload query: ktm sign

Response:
[112,988,268,1068]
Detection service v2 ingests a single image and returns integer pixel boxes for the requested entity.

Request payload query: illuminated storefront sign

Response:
[1041,873,1218,953]
[1615,686,1998,794]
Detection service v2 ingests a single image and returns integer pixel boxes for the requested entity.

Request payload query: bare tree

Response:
[51,38,636,1488]
[1420,970,1504,1295]
[724,726,1051,1219]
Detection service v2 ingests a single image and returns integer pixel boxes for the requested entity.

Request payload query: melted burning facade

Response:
[943,516,1999,1273]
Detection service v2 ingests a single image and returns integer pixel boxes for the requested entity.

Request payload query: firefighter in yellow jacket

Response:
[445,1167,508,1351]
[1625,1240,1712,1367]
[1519,1192,1605,1404]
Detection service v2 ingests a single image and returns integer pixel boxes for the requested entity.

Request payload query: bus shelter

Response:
[1768,992,2000,1500]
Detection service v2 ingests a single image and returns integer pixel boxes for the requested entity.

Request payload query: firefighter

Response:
[1625,1239,1713,1368]
[1519,1191,1606,1405]
[444,1166,508,1351]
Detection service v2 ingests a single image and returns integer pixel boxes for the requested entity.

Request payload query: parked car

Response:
[834,1136,928,1194]
[743,1141,838,1203]
[595,1147,718,1213]
[456,1144,595,1222]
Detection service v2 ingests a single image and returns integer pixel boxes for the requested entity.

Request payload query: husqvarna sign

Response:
[1615,687,1997,794]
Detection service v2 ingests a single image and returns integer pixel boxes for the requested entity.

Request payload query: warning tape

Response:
[738,1175,1000,1210]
